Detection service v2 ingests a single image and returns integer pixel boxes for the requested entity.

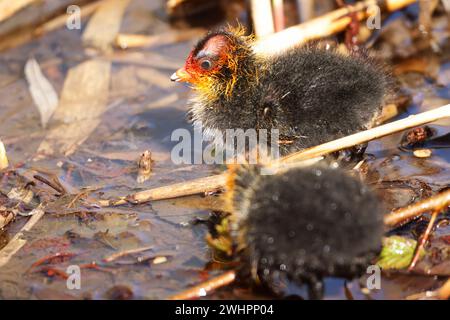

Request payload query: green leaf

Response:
[377,236,426,270]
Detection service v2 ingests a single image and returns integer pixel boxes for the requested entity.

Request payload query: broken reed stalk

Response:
[250,0,275,38]
[254,0,417,54]
[99,104,450,207]
[168,270,236,300]
[0,205,45,268]
[384,189,450,226]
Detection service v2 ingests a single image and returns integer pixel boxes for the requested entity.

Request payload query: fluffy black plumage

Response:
[186,29,390,154]
[229,164,384,299]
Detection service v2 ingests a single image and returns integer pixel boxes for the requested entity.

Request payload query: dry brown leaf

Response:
[24,58,59,128]
[37,59,111,157]
[82,0,131,52]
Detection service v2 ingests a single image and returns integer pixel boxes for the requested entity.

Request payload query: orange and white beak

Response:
[170,67,192,83]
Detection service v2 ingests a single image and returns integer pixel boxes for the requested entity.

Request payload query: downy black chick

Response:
[225,164,384,299]
[171,27,390,155]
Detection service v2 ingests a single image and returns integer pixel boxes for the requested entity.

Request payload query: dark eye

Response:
[200,59,212,70]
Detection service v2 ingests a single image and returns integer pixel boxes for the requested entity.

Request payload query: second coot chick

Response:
[225,164,384,299]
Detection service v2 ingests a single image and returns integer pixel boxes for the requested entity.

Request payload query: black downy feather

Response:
[229,164,384,299]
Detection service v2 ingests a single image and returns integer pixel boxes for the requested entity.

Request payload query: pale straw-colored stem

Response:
[168,270,236,300]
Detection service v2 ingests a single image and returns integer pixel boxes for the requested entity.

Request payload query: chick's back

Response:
[257,44,389,148]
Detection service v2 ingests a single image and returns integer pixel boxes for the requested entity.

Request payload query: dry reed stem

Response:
[168,270,236,300]
[98,173,227,206]
[277,104,450,165]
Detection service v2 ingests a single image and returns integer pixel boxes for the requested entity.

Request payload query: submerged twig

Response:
[100,104,450,207]
[168,270,236,300]
[103,245,154,263]
[99,174,227,207]
[384,189,450,226]
[79,261,116,274]
[27,252,76,273]
[407,209,439,271]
